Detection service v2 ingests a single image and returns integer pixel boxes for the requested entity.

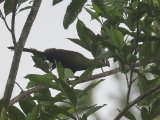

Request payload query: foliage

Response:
[0,0,160,120]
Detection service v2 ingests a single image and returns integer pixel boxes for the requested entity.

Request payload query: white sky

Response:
[0,1,139,120]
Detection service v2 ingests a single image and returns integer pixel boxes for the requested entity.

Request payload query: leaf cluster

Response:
[1,0,160,119]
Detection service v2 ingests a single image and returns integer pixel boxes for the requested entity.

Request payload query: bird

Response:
[8,46,109,72]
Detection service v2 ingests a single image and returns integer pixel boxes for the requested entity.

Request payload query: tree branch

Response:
[114,84,160,120]
[70,67,120,85]
[11,0,18,46]
[1,0,42,116]
[9,85,45,106]
[9,68,120,105]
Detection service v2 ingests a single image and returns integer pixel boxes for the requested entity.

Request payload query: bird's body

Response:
[8,47,109,72]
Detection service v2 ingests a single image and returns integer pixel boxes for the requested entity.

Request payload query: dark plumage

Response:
[8,47,109,72]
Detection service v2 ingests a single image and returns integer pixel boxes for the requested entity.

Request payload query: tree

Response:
[0,0,160,120]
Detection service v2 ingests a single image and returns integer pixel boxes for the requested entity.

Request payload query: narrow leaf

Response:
[107,27,125,49]
[64,68,74,80]
[141,107,149,120]
[119,109,136,120]
[4,0,16,16]
[78,80,104,98]
[8,106,25,120]
[25,73,58,89]
[52,0,63,6]
[46,105,76,119]
[74,67,95,85]
[32,55,49,73]
[58,78,77,106]
[84,104,106,118]
[84,7,101,23]
[63,0,87,29]
[76,19,95,50]
[67,38,86,50]
[26,106,38,120]
[19,99,36,115]
[57,62,65,79]
[18,6,32,13]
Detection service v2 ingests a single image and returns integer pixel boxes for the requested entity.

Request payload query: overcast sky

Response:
[0,1,133,119]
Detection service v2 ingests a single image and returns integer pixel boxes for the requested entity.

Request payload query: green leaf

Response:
[83,104,106,118]
[0,99,2,113]
[19,99,36,115]
[78,104,96,112]
[138,74,149,93]
[141,107,150,120]
[34,93,67,102]
[25,73,58,89]
[76,19,94,51]
[18,6,32,13]
[150,99,160,119]
[26,81,37,89]
[8,106,25,120]
[63,0,87,29]
[74,66,95,85]
[81,114,87,120]
[68,38,87,50]
[32,55,49,73]
[26,106,38,120]
[58,78,77,106]
[52,0,63,6]
[33,88,52,102]
[139,41,160,67]
[4,0,16,16]
[40,104,76,120]
[91,0,107,15]
[123,110,136,120]
[57,62,65,79]
[84,7,101,23]
[107,27,125,49]
[17,0,28,6]
[64,68,74,80]
[78,80,104,98]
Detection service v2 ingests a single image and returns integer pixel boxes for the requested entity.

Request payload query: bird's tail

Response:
[8,46,43,55]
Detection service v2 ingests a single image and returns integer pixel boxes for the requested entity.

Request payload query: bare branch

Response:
[9,85,45,106]
[69,67,120,85]
[114,84,160,120]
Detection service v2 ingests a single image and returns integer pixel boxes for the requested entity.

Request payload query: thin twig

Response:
[126,67,133,104]
[114,84,160,120]
[15,81,27,98]
[132,76,138,83]
[11,0,18,46]
[0,10,12,32]
[125,73,129,88]
[125,0,140,106]
[15,82,24,93]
